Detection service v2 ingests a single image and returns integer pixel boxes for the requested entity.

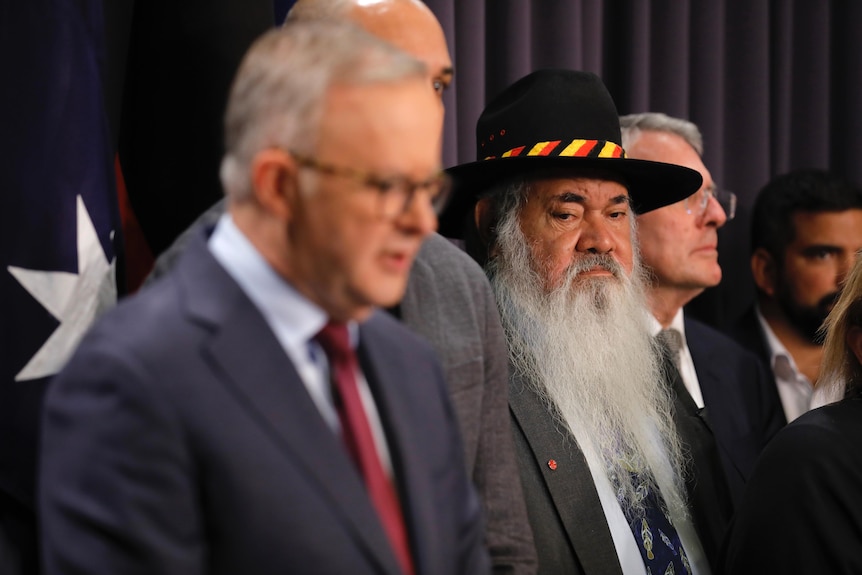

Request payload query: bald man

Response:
[146,1,537,573]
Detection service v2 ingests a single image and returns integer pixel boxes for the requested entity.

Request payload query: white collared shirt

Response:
[755,307,813,423]
[649,309,705,408]
[208,213,394,475]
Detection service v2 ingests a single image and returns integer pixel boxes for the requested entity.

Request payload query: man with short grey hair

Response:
[620,112,784,503]
[40,22,489,574]
[147,2,536,571]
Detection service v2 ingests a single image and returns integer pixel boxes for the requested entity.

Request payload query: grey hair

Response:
[619,112,703,156]
[465,178,531,267]
[219,21,426,200]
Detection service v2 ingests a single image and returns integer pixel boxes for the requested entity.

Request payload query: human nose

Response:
[701,194,728,228]
[395,191,437,237]
[576,214,615,254]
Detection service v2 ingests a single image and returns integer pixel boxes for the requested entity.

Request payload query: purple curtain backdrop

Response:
[426,0,862,328]
[105,0,862,325]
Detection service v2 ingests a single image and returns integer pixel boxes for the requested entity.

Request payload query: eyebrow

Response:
[800,244,843,254]
[554,192,630,206]
[438,67,455,80]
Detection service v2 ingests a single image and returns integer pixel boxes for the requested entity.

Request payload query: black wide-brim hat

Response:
[438,69,703,238]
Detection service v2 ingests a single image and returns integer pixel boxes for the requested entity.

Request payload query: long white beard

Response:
[488,209,689,524]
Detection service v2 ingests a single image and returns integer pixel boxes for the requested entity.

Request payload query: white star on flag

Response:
[8,195,117,381]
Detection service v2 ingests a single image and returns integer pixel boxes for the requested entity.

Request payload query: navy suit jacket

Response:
[147,201,536,574]
[685,316,785,503]
[40,231,489,575]
[725,305,772,371]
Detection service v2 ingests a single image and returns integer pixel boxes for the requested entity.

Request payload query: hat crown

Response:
[437,68,702,239]
[476,69,623,161]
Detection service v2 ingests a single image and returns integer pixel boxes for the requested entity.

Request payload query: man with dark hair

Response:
[729,168,862,423]
[441,69,732,575]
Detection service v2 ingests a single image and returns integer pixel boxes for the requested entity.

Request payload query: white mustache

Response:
[563,253,625,280]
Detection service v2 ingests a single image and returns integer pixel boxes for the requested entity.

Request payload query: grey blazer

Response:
[148,200,537,574]
[510,376,622,575]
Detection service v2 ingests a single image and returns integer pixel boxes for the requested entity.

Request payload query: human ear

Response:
[249,149,299,221]
[751,248,778,297]
[474,197,497,256]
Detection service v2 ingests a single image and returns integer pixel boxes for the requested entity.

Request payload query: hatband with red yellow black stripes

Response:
[483,139,625,161]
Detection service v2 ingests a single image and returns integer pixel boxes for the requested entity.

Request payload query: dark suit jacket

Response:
[40,231,489,575]
[685,316,786,503]
[720,396,862,574]
[148,201,537,574]
[726,305,772,371]
[510,361,734,575]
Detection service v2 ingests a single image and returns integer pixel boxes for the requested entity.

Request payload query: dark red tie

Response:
[314,321,414,575]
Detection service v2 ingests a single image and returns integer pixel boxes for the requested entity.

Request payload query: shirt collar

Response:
[754,304,806,383]
[649,308,687,345]
[207,213,358,349]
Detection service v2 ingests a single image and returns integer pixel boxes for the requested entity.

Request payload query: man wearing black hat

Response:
[441,69,732,575]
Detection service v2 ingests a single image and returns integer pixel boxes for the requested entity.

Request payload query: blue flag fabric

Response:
[0,0,120,546]
[274,0,296,24]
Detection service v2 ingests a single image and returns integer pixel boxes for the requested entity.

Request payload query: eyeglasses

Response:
[684,186,737,221]
[290,151,452,218]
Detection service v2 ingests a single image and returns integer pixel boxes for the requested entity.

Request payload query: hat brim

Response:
[438,156,703,239]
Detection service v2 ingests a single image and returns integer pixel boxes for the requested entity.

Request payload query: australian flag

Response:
[0,0,120,571]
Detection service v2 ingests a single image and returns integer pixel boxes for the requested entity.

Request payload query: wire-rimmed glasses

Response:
[684,186,737,221]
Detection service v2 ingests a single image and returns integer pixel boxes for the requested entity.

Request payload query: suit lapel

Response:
[684,322,750,485]
[662,355,733,566]
[731,307,771,367]
[509,376,624,575]
[176,238,402,575]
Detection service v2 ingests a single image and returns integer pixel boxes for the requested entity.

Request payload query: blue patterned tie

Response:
[622,472,691,575]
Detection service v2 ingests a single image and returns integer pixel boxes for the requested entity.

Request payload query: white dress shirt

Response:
[208,213,394,475]
[649,309,705,409]
[755,307,813,423]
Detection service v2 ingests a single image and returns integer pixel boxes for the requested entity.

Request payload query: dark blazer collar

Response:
[729,305,771,367]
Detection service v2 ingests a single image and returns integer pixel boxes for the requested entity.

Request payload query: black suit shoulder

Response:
[720,398,862,574]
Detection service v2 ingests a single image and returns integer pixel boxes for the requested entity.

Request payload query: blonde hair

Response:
[817,251,862,401]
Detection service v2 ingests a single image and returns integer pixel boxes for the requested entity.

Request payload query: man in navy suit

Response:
[39,21,488,575]
[145,2,536,571]
[620,113,785,503]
